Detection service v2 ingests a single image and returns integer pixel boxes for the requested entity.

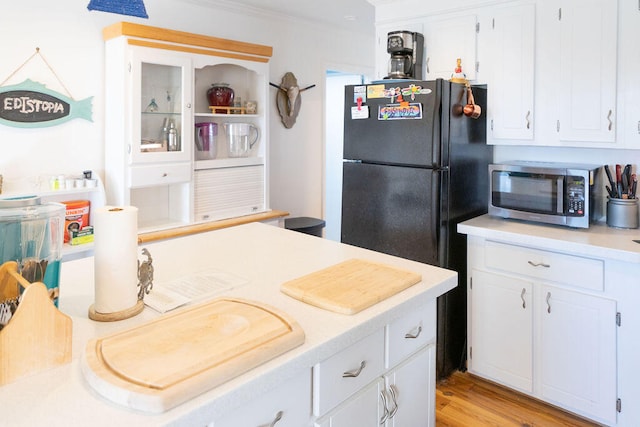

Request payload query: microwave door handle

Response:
[557,177,564,213]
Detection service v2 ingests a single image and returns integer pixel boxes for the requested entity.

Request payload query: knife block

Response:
[0,261,72,385]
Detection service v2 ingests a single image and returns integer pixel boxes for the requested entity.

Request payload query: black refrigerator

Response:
[341,78,492,379]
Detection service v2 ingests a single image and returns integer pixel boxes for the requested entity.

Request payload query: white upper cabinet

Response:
[423,14,478,81]
[372,0,621,148]
[556,0,617,143]
[130,48,193,164]
[618,0,640,148]
[484,3,535,142]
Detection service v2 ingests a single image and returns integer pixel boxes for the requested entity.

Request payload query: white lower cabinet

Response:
[315,346,434,427]
[469,269,533,393]
[382,345,435,427]
[215,301,438,426]
[468,238,618,425]
[314,302,436,426]
[538,284,617,422]
[212,370,312,427]
[314,378,385,427]
[313,328,386,417]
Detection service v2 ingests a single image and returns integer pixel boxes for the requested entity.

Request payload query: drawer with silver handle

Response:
[128,162,191,188]
[312,328,384,417]
[386,299,436,369]
[484,240,604,291]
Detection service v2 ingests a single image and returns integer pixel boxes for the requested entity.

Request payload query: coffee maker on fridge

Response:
[386,30,424,80]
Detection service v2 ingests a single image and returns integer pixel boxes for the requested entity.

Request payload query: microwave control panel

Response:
[566,176,585,216]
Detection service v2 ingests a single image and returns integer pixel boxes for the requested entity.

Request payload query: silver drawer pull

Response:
[258,410,283,427]
[162,172,168,177]
[388,385,398,418]
[342,360,366,378]
[521,288,526,309]
[527,260,550,268]
[379,390,390,424]
[404,325,422,339]
[546,292,552,314]
[268,410,283,427]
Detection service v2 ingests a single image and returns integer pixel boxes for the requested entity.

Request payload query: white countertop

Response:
[458,215,640,263]
[1,222,456,426]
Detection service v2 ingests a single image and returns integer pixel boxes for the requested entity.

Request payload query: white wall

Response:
[324,72,364,241]
[0,0,375,220]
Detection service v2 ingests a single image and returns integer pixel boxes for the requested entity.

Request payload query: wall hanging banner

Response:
[87,0,148,18]
[0,48,93,128]
[0,80,93,128]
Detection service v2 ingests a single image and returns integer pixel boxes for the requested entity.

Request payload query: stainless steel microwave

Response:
[488,161,602,228]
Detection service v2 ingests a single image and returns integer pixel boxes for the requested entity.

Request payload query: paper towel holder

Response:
[88,248,153,322]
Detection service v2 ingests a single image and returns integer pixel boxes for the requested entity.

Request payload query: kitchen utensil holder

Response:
[0,261,72,385]
[607,198,639,229]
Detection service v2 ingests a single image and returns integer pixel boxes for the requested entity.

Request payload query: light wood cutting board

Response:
[280,258,422,314]
[81,297,304,413]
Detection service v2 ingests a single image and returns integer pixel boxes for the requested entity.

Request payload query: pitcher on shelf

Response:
[223,123,259,157]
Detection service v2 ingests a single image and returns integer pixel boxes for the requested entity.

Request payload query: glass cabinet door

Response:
[130,49,192,164]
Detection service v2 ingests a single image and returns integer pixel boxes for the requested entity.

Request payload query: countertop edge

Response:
[137,210,289,244]
[458,215,640,263]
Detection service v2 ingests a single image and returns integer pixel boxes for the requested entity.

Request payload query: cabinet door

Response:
[194,165,265,222]
[130,47,192,164]
[314,378,385,427]
[539,285,617,425]
[619,0,640,147]
[557,0,617,143]
[469,269,533,393]
[423,14,477,81]
[486,3,535,142]
[383,345,435,427]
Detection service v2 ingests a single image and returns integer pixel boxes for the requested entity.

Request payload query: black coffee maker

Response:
[386,30,424,80]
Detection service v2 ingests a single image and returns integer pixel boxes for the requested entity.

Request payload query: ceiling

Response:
[200,0,376,33]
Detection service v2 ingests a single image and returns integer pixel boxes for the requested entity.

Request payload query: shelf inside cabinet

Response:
[194,157,264,170]
[194,113,260,119]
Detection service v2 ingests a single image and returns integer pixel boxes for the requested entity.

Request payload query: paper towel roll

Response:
[93,206,139,313]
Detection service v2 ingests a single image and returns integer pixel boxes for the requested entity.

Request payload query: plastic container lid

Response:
[0,196,65,221]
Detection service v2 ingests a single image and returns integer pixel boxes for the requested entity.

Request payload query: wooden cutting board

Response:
[280,259,422,315]
[81,297,304,413]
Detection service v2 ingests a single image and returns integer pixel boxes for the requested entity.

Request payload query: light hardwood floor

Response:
[436,371,602,426]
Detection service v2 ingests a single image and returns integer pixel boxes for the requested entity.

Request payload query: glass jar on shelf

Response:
[207,83,235,114]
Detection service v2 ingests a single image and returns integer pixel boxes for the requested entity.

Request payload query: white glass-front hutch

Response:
[103,22,271,232]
